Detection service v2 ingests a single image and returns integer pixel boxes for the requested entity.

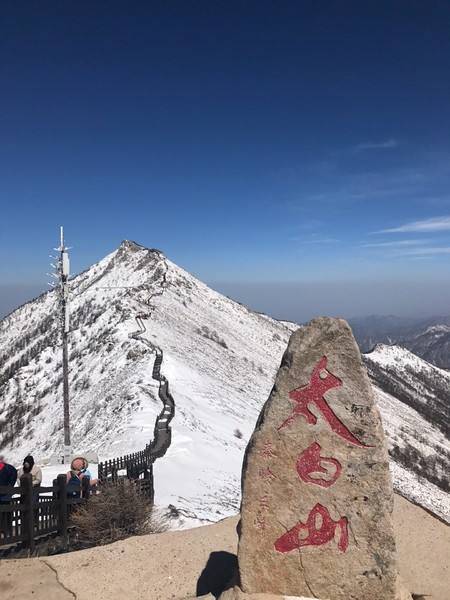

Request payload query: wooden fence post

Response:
[148,464,154,504]
[81,476,91,500]
[56,474,68,548]
[20,474,35,555]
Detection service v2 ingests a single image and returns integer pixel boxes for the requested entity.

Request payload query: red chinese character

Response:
[255,512,266,530]
[259,467,276,481]
[258,494,270,510]
[277,356,370,448]
[261,441,276,459]
[296,442,342,488]
[274,503,349,553]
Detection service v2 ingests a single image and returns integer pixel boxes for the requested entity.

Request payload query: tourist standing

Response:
[66,457,97,498]
[0,456,18,538]
[17,455,42,487]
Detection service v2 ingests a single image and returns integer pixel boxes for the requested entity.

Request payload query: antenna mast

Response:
[55,227,71,462]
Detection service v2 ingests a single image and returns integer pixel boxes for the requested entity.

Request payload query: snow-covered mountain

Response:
[351,314,450,369]
[350,315,423,351]
[364,345,449,522]
[0,241,448,524]
[0,241,296,522]
[403,323,450,370]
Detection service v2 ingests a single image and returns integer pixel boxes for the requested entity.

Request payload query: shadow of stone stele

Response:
[196,550,238,598]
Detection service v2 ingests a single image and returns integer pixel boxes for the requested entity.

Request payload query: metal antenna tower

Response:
[49,227,71,463]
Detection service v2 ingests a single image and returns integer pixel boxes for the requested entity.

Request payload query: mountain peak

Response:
[119,240,145,252]
[116,240,164,261]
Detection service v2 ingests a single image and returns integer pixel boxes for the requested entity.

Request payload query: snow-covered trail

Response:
[127,255,175,463]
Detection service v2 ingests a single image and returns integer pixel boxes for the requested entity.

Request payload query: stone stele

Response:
[238,317,397,600]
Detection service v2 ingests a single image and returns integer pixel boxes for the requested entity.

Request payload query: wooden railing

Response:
[0,472,155,556]
[0,473,86,554]
[98,351,174,485]
[98,447,153,484]
[0,338,172,555]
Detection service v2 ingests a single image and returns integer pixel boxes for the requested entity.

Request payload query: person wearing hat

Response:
[17,455,42,487]
[66,457,97,497]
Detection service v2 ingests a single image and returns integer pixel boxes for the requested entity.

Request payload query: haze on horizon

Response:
[1,241,449,324]
[1,3,450,322]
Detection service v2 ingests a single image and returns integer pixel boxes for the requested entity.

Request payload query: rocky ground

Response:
[1,495,448,600]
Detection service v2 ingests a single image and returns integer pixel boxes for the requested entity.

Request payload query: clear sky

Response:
[1,2,450,320]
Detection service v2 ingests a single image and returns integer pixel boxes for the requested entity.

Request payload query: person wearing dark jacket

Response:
[0,456,17,498]
[0,456,18,538]
[17,455,42,487]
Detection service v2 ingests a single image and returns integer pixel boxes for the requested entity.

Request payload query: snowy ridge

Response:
[364,344,449,522]
[1,241,448,525]
[373,386,449,522]
[351,315,450,369]
[419,324,450,336]
[0,241,296,524]
[365,344,449,436]
[126,251,175,461]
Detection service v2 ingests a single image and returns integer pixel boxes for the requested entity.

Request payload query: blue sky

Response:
[1,2,450,319]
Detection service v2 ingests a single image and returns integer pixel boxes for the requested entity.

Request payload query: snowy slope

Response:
[365,344,449,438]
[1,242,448,525]
[365,345,449,522]
[0,241,296,523]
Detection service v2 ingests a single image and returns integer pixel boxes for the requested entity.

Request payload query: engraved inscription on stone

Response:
[238,317,397,600]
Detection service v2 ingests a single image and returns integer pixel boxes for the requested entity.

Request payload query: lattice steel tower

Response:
[50,227,71,462]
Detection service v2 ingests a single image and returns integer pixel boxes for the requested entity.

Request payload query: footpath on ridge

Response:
[127,255,175,462]
[99,254,175,483]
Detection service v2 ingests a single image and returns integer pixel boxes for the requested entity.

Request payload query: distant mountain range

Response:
[350,314,450,369]
[0,242,448,524]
